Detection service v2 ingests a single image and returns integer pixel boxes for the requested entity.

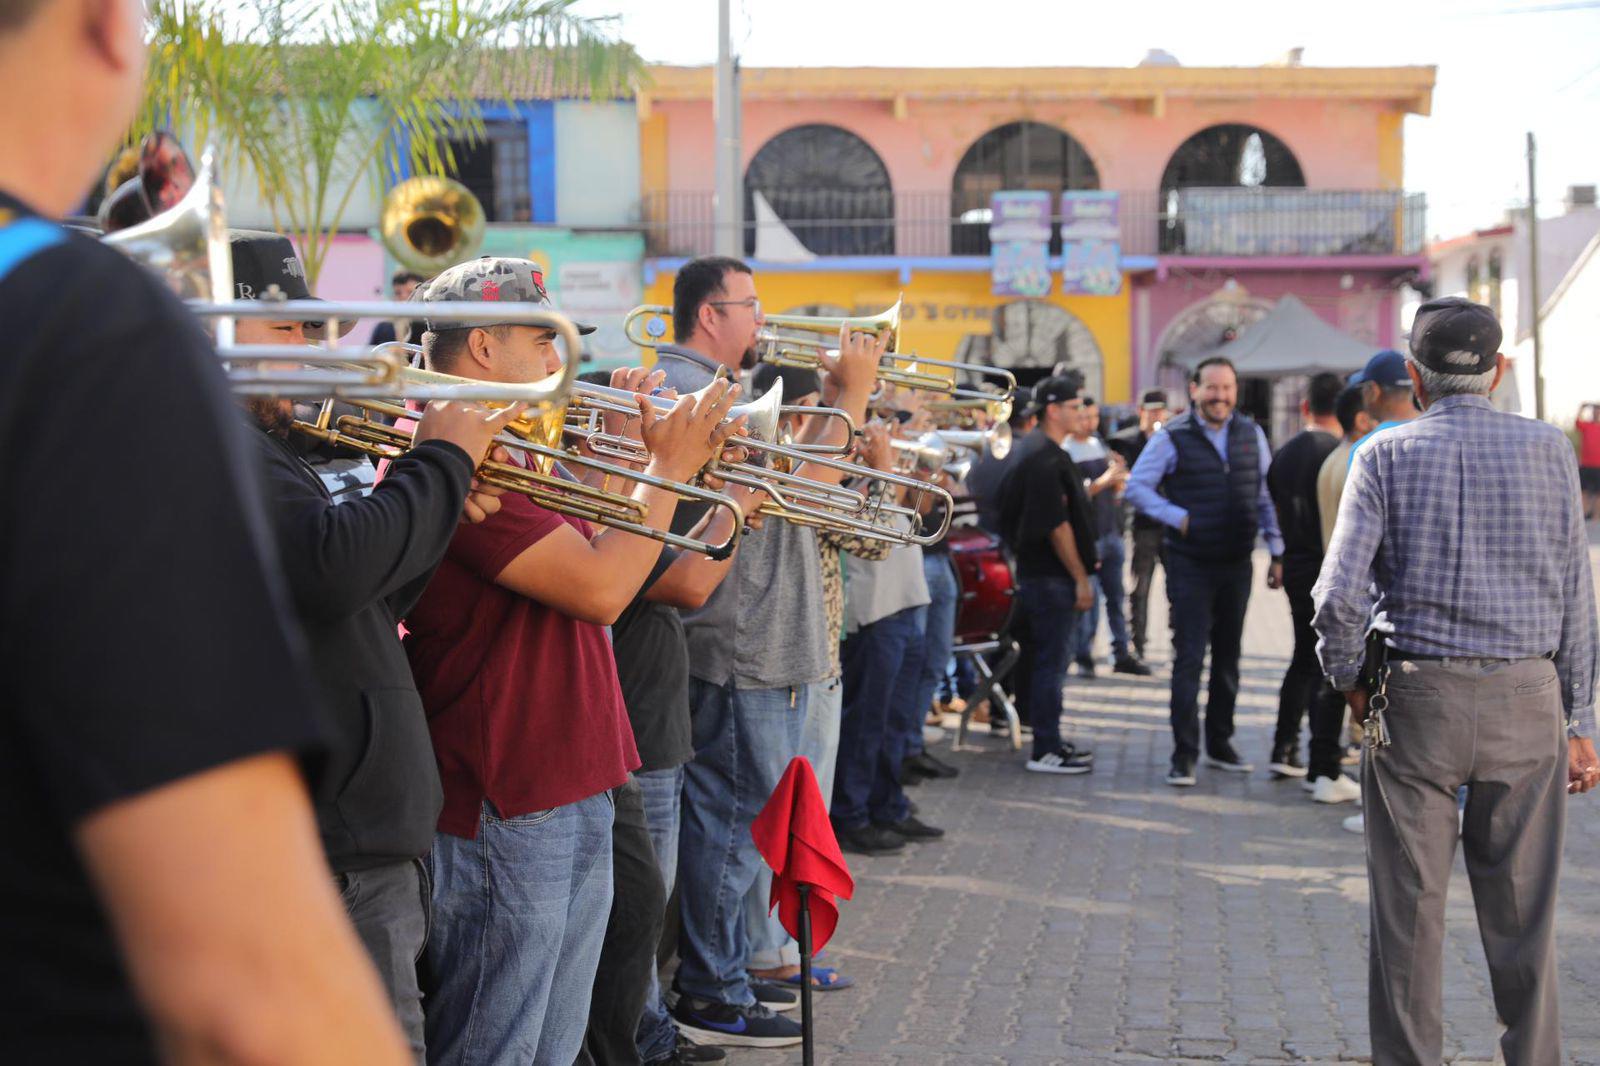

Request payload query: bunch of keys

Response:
[1363,669,1392,748]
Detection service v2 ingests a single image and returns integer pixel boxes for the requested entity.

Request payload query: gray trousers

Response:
[337,857,431,1063]
[1363,657,1567,1066]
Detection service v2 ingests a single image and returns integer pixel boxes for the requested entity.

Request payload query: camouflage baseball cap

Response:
[413,256,596,335]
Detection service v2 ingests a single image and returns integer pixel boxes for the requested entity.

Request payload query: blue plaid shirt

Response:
[1312,394,1597,737]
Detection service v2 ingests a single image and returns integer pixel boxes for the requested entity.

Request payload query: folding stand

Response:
[951,635,1022,751]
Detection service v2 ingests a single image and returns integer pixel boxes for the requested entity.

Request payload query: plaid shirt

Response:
[1312,394,1597,737]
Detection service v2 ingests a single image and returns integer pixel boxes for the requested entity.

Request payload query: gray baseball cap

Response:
[413,256,596,335]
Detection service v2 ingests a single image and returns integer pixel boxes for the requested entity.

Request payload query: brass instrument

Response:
[379,175,486,275]
[100,136,575,405]
[292,367,748,560]
[621,298,1016,421]
[891,424,1010,482]
[568,379,954,546]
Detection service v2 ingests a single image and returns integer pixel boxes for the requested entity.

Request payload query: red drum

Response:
[947,526,1017,644]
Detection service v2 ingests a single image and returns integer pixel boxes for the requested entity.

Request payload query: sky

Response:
[574,0,1600,241]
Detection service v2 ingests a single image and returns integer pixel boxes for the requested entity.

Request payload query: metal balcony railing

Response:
[638,188,1427,261]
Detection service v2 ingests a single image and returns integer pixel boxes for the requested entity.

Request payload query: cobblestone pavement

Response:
[735,550,1600,1066]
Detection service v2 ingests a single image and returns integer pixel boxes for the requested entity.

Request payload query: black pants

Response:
[580,776,665,1066]
[1166,552,1252,761]
[1274,572,1348,780]
[1128,526,1164,658]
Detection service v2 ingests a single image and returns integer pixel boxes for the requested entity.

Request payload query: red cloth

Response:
[750,757,854,953]
[403,490,638,838]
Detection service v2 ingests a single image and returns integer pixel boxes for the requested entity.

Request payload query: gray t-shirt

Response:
[843,531,929,635]
[655,344,832,689]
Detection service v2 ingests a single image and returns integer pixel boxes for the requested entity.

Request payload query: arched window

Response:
[744,125,893,256]
[1158,124,1305,253]
[950,121,1100,255]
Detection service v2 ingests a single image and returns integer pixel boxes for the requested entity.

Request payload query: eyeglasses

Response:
[708,297,762,316]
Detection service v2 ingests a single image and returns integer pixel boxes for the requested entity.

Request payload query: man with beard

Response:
[228,231,519,1059]
[1125,357,1284,787]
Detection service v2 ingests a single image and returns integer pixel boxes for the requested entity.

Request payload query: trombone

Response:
[891,423,1012,481]
[290,367,748,560]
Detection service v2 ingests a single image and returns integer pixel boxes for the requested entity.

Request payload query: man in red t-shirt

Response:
[401,258,740,1066]
[1576,403,1600,521]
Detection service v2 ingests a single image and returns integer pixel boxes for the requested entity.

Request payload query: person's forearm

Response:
[1122,479,1187,530]
[795,382,874,486]
[1049,524,1089,582]
[649,508,741,607]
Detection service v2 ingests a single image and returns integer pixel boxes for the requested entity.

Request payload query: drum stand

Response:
[950,636,1023,752]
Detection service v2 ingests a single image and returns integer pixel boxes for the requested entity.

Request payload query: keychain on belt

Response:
[1364,665,1392,749]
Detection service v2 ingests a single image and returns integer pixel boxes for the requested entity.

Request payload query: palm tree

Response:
[137,0,642,285]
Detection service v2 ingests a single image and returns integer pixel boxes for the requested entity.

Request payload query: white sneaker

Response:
[1341,813,1364,834]
[1301,777,1318,794]
[1312,775,1361,804]
[922,725,946,745]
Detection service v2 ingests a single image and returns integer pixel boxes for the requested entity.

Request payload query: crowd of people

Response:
[5,3,1600,1065]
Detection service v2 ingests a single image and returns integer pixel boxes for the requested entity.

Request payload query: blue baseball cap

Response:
[1347,349,1409,389]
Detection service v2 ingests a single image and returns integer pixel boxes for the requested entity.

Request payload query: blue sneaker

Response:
[670,996,802,1048]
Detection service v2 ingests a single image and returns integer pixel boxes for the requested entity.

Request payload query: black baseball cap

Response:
[1028,374,1082,414]
[228,230,356,339]
[1140,389,1168,409]
[1409,297,1502,375]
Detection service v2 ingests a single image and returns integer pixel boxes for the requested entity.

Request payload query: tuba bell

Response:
[379,175,486,275]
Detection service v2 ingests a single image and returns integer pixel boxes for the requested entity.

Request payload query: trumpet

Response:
[567,379,954,545]
[291,367,748,560]
[891,423,1011,482]
[620,299,1017,422]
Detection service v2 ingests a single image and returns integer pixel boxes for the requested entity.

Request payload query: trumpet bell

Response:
[938,421,1011,461]
[380,175,486,275]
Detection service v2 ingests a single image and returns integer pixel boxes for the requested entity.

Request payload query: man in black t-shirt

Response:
[1264,371,1355,799]
[230,230,519,1057]
[997,375,1099,776]
[0,1,408,1062]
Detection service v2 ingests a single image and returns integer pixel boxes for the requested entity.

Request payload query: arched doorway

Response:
[955,301,1104,397]
[950,121,1100,255]
[745,125,894,256]
[1158,124,1305,253]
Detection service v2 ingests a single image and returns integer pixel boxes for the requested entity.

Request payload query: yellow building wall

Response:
[641,268,1132,403]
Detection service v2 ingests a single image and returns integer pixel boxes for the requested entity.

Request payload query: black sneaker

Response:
[1075,656,1098,677]
[1113,656,1153,676]
[835,823,906,854]
[670,997,802,1049]
[906,751,960,779]
[748,979,798,1013]
[1025,748,1094,775]
[648,1032,728,1064]
[1268,746,1308,779]
[897,762,928,787]
[876,815,945,840]
[1202,744,1254,774]
[1166,755,1197,787]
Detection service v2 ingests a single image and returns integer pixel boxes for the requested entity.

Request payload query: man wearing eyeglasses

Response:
[650,256,881,1047]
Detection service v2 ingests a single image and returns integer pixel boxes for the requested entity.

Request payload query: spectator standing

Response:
[1109,390,1170,662]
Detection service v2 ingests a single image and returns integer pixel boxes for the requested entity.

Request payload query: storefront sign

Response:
[990,190,1052,297]
[1060,191,1121,296]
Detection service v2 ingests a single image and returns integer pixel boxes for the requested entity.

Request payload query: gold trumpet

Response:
[291,367,748,560]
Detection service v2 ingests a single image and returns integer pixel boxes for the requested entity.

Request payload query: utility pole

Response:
[713,0,742,257]
[1527,131,1545,421]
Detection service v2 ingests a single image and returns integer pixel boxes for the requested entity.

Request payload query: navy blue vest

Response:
[1161,411,1262,563]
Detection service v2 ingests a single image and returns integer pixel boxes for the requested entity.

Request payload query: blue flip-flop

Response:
[776,966,854,990]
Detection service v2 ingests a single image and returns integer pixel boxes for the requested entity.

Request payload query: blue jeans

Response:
[425,792,615,1066]
[747,676,841,971]
[834,607,925,829]
[1070,533,1131,664]
[1165,552,1253,761]
[676,680,806,1007]
[1017,576,1083,760]
[633,767,684,1062]
[911,553,959,728]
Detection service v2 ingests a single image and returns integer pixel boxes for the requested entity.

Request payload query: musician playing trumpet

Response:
[399,257,741,1066]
